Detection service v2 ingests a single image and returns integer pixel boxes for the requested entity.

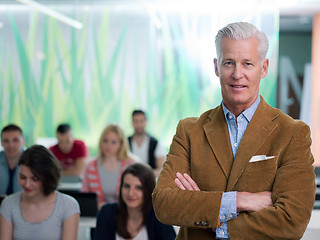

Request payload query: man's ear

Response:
[261,58,269,79]
[214,58,219,77]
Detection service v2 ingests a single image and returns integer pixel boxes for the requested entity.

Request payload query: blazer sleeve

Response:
[229,122,316,239]
[152,119,224,229]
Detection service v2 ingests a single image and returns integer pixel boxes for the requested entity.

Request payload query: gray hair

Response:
[215,22,269,64]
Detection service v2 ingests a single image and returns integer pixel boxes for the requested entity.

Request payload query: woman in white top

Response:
[0,145,80,240]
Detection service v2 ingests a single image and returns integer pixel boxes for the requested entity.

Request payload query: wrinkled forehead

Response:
[219,37,261,60]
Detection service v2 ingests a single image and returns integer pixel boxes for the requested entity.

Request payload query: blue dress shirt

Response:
[216,96,261,239]
[0,151,22,195]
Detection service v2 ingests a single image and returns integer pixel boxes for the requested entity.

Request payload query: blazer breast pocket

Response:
[238,157,278,191]
[246,156,278,173]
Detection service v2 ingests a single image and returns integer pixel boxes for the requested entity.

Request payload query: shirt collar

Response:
[222,95,261,122]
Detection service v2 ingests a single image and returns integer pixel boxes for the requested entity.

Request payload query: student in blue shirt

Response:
[0,124,24,196]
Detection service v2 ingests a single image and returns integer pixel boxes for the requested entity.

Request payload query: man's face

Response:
[1,130,25,159]
[57,131,74,154]
[214,37,269,112]
[132,114,147,135]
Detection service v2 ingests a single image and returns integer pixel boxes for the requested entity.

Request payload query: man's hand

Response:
[174,172,200,191]
[237,191,273,212]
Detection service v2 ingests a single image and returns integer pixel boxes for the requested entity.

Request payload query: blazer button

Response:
[194,221,200,226]
[201,221,209,226]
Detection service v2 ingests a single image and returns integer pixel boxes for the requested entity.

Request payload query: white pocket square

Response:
[249,155,275,163]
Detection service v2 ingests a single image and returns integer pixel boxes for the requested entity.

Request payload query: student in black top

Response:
[94,163,176,240]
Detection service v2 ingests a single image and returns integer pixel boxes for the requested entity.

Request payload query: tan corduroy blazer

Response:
[152,97,315,240]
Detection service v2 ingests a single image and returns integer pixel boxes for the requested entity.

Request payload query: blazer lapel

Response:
[226,98,278,191]
[203,105,233,179]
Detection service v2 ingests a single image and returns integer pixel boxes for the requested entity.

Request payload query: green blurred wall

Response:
[0,4,279,156]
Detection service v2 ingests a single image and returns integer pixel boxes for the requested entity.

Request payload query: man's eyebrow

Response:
[222,58,234,61]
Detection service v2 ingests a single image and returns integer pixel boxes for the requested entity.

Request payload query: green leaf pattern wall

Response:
[0,4,278,155]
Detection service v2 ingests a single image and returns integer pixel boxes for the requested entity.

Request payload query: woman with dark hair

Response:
[94,163,176,240]
[0,145,80,240]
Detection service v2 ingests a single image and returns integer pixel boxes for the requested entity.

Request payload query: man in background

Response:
[50,123,88,176]
[0,124,24,196]
[128,110,166,177]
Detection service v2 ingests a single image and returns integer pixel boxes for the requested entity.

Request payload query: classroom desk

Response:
[59,182,82,191]
[78,217,96,240]
[301,209,320,240]
[58,176,82,191]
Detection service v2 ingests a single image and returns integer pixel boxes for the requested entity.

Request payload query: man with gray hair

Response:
[152,22,315,239]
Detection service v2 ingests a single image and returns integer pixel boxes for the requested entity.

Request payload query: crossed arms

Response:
[175,172,273,213]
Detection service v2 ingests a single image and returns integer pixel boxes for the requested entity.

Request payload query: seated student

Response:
[0,145,80,240]
[50,123,88,176]
[0,124,24,196]
[82,124,135,210]
[94,163,176,240]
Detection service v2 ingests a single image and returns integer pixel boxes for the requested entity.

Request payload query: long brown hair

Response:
[116,163,155,238]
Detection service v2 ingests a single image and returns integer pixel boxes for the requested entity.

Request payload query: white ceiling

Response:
[2,0,320,32]
[279,0,320,32]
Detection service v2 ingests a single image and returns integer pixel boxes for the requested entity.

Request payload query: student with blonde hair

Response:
[82,124,135,209]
